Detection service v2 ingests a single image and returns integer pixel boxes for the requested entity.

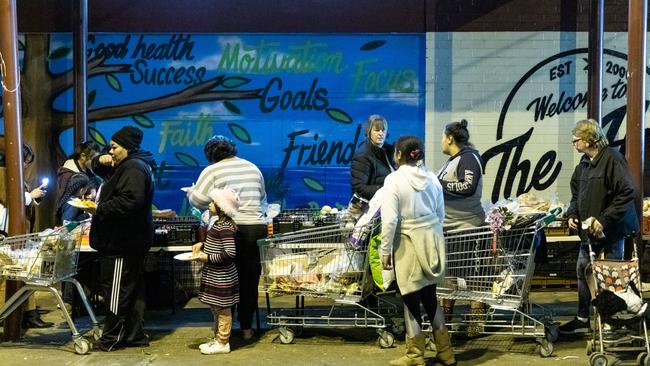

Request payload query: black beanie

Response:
[111,126,143,151]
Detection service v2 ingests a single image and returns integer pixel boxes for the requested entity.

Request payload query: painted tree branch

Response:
[80,75,262,124]
[50,58,132,97]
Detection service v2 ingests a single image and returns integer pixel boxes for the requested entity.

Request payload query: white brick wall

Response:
[426,32,650,206]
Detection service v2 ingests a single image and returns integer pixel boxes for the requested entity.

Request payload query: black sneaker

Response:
[559,318,590,335]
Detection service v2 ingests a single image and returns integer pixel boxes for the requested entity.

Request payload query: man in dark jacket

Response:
[350,114,395,201]
[559,119,639,335]
[86,126,156,351]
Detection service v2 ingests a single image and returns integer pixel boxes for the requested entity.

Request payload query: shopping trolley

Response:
[586,238,650,366]
[424,209,560,357]
[258,217,399,347]
[0,226,100,354]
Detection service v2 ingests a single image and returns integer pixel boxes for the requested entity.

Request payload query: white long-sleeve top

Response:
[380,164,445,257]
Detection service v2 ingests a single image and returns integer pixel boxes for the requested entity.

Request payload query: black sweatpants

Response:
[235,224,266,330]
[97,255,147,350]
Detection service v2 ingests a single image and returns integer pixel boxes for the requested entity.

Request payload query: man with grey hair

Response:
[559,118,639,335]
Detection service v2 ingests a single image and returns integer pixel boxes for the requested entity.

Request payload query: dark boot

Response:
[433,328,456,366]
[23,309,54,329]
[389,333,425,366]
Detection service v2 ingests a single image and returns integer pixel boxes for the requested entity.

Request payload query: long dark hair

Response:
[394,136,424,166]
[69,141,101,160]
[444,119,473,147]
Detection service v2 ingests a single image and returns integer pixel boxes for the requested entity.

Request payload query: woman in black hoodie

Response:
[85,126,156,351]
[350,114,396,201]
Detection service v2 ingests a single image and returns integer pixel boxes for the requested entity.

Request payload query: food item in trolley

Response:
[516,192,549,213]
[68,197,97,209]
[491,267,524,297]
[264,248,364,296]
[0,240,41,277]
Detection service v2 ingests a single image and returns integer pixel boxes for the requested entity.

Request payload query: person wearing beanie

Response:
[187,135,267,341]
[84,125,157,351]
[191,188,240,354]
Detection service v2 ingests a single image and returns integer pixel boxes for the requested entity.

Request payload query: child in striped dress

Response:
[192,188,240,354]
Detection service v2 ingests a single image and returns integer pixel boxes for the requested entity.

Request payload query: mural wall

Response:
[3,31,649,221]
[1,33,425,215]
[426,32,650,207]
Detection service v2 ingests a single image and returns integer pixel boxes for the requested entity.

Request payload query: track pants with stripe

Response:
[97,255,147,350]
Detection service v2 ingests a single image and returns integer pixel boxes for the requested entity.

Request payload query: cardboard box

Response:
[544,219,570,236]
[643,216,650,235]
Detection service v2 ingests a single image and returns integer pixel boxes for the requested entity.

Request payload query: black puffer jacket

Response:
[350,142,395,200]
[90,150,156,257]
[567,147,639,244]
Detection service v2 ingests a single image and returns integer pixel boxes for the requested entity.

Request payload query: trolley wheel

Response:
[637,352,649,366]
[377,331,395,348]
[92,326,103,341]
[589,353,609,366]
[425,336,437,352]
[586,339,595,356]
[74,338,90,355]
[278,327,295,344]
[536,339,553,357]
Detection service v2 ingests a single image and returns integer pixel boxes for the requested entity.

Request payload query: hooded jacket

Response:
[350,141,395,200]
[89,150,156,257]
[380,164,446,294]
[55,159,98,210]
[567,147,639,243]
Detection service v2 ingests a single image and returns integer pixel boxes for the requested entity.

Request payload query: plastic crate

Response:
[271,209,343,234]
[154,216,199,246]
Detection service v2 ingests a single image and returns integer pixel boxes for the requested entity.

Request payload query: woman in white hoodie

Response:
[381,136,455,366]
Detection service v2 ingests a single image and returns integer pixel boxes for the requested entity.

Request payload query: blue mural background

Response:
[2,33,425,213]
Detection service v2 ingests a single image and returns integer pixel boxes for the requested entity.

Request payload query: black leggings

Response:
[402,284,438,330]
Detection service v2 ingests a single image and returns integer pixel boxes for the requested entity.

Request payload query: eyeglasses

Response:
[572,138,582,145]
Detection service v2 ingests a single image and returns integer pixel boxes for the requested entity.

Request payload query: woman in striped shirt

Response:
[192,188,241,354]
[187,135,268,341]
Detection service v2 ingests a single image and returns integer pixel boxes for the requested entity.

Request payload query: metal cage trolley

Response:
[0,226,100,354]
[258,217,398,347]
[585,239,650,366]
[424,210,560,357]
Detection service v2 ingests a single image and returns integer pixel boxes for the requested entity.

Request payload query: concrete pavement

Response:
[0,290,644,365]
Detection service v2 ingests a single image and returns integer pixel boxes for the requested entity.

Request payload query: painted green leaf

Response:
[88,126,107,147]
[132,115,155,128]
[222,76,251,89]
[223,101,241,115]
[49,46,71,59]
[18,40,25,51]
[308,201,320,210]
[175,152,199,167]
[228,123,251,144]
[325,108,353,124]
[151,204,159,211]
[303,177,325,192]
[360,40,386,51]
[105,74,122,92]
[88,89,96,107]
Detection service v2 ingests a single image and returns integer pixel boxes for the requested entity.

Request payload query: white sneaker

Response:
[199,340,216,352]
[201,341,230,354]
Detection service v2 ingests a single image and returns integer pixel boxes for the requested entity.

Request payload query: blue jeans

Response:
[576,239,625,318]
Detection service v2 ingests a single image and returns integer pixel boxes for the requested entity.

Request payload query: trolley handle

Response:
[540,207,562,226]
